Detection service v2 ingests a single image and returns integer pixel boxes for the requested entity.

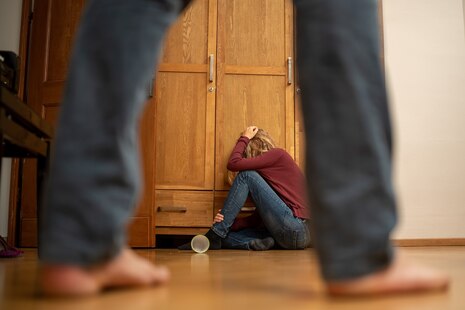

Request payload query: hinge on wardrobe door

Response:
[29,0,35,21]
[148,76,154,98]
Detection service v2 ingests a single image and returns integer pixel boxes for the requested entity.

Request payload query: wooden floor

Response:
[0,246,464,310]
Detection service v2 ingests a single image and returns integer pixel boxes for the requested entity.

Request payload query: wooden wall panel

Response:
[46,0,86,81]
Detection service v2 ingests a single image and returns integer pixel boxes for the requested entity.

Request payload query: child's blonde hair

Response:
[244,129,276,158]
[226,129,276,185]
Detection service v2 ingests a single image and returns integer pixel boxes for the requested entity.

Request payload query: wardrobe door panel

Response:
[216,75,288,189]
[161,0,209,65]
[154,0,216,191]
[155,72,211,189]
[223,0,286,67]
[215,0,295,190]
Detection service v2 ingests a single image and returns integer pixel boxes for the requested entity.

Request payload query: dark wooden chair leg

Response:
[36,141,51,258]
[0,108,4,177]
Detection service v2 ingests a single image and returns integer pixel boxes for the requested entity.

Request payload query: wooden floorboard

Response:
[0,247,464,309]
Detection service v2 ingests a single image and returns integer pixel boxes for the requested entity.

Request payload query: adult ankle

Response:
[326,258,449,296]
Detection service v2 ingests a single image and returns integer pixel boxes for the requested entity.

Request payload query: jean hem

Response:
[211,226,227,239]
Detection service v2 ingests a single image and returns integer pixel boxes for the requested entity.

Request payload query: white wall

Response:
[0,0,23,237]
[383,0,465,238]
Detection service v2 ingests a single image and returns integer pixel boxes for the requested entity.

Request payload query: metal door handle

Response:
[287,57,293,85]
[209,54,214,82]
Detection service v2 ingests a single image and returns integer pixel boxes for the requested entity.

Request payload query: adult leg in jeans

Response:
[39,0,191,296]
[294,0,448,295]
[212,171,310,250]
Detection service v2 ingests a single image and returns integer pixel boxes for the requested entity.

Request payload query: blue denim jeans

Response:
[213,171,311,250]
[40,0,188,266]
[40,0,396,281]
[295,0,396,280]
[222,228,272,251]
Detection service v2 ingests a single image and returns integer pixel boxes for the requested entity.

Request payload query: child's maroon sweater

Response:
[227,136,310,230]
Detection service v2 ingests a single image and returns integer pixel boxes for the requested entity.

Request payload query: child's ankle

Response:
[205,229,222,249]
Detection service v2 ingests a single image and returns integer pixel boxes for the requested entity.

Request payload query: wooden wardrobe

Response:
[153,0,300,237]
[17,0,304,247]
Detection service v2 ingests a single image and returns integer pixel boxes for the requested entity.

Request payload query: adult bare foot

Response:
[327,255,449,296]
[40,248,170,297]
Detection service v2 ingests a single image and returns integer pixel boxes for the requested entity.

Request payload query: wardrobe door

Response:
[22,0,156,247]
[153,0,217,234]
[154,0,217,191]
[20,0,87,247]
[215,0,295,190]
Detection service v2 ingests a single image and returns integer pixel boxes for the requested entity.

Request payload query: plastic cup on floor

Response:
[191,235,210,253]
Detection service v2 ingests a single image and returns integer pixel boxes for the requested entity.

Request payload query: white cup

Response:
[191,235,210,253]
